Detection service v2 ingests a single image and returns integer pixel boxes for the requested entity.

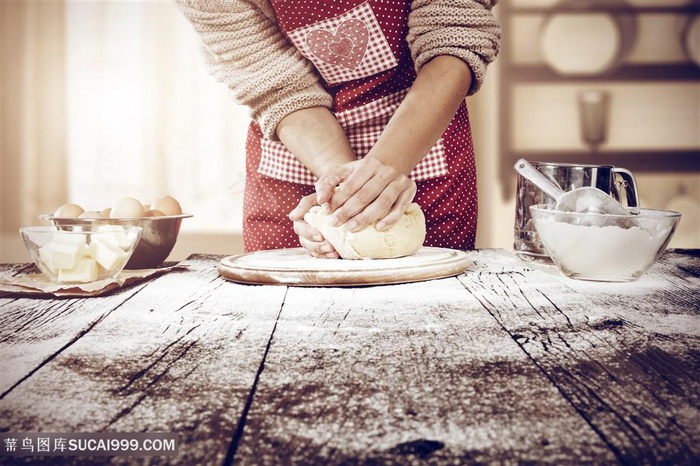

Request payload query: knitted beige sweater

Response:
[176,0,500,140]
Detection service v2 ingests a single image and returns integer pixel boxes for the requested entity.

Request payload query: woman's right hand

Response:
[315,157,417,233]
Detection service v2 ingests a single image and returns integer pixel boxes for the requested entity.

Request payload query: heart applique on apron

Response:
[286,2,398,85]
[306,18,369,70]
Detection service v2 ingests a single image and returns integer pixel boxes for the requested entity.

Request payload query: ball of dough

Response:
[304,203,426,259]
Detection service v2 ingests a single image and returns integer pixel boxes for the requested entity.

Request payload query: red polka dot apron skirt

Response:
[243,0,478,252]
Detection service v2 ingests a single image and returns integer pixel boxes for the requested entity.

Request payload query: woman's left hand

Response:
[288,193,340,259]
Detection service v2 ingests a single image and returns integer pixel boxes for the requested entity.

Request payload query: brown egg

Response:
[100,207,112,218]
[150,196,182,216]
[54,203,84,218]
[144,209,165,217]
[110,197,146,218]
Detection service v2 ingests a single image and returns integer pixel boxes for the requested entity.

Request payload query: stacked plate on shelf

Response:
[539,0,699,74]
[539,0,637,76]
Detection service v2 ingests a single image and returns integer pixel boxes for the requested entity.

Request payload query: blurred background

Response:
[2,0,699,263]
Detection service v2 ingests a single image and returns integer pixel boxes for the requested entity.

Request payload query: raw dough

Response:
[304,203,426,259]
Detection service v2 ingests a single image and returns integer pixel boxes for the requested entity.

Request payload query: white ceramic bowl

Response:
[39,214,192,269]
[530,205,681,282]
[20,225,142,284]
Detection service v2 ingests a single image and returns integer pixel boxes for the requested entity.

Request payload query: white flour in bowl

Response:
[535,218,674,281]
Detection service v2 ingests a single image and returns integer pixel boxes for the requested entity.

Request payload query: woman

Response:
[176,0,500,257]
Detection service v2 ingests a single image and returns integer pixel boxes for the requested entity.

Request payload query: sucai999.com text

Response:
[1,432,178,457]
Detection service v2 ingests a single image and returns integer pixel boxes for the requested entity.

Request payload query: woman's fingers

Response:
[314,164,354,206]
[342,176,416,231]
[375,183,416,231]
[309,157,417,234]
[293,220,339,259]
[288,193,319,221]
[325,158,380,213]
[289,194,339,259]
[326,158,416,231]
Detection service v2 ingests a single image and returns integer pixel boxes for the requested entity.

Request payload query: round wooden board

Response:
[218,247,471,287]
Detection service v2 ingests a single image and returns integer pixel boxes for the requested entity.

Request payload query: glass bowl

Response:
[529,205,681,282]
[39,214,191,269]
[20,225,142,284]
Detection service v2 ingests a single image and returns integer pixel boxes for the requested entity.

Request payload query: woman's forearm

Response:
[367,55,473,174]
[276,106,356,178]
[277,55,471,180]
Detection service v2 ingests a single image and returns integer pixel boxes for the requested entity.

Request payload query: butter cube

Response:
[58,257,98,283]
[96,225,131,249]
[89,236,128,271]
[39,233,89,271]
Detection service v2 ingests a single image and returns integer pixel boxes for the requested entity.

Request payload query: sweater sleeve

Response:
[407,0,501,96]
[175,0,332,140]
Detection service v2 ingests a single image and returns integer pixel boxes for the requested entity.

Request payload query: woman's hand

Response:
[288,156,416,258]
[315,156,417,233]
[288,193,339,259]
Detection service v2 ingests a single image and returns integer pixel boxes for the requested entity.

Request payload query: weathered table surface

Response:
[1,249,698,465]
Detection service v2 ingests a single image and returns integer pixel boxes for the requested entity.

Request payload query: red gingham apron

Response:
[243,0,478,252]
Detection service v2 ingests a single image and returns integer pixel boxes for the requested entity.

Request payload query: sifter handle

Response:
[514,159,565,202]
[612,167,640,209]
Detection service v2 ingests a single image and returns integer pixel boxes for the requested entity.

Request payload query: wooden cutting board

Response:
[218,247,471,287]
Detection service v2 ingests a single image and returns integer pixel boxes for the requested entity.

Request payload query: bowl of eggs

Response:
[40,195,192,269]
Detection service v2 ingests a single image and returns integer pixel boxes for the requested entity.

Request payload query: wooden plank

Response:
[0,266,143,396]
[233,273,617,464]
[0,255,286,465]
[458,250,700,465]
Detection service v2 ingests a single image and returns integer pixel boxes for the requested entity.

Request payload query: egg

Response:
[150,195,182,216]
[110,197,146,218]
[144,209,165,217]
[100,207,112,218]
[54,203,84,218]
[79,210,105,219]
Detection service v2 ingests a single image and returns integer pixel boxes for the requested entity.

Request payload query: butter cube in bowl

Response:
[20,225,142,284]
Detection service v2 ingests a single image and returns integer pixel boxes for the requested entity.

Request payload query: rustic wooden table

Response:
[0,249,698,465]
